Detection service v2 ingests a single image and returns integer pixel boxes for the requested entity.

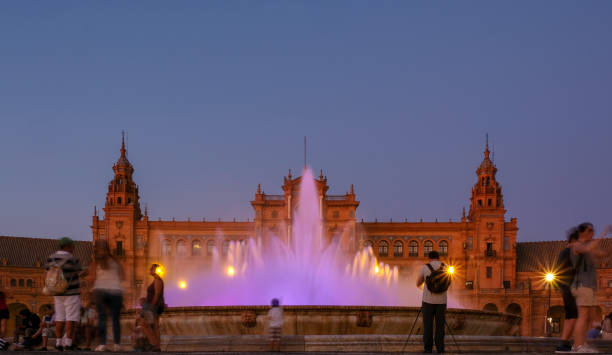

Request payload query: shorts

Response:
[42,327,53,337]
[561,288,578,319]
[54,294,81,322]
[0,309,8,320]
[571,286,597,307]
[269,326,281,341]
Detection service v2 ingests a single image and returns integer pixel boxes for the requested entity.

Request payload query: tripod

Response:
[402,306,461,354]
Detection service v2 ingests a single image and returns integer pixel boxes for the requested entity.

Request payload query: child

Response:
[268,298,283,352]
[133,297,155,351]
[40,306,55,351]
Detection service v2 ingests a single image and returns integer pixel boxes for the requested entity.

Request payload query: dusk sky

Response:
[1,1,611,242]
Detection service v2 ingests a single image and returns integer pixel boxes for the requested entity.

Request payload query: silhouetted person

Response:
[268,298,283,352]
[146,264,165,352]
[555,227,580,352]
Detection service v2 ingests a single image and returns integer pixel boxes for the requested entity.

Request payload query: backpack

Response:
[425,262,451,293]
[43,259,68,295]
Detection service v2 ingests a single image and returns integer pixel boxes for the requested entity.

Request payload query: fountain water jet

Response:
[164,168,399,306]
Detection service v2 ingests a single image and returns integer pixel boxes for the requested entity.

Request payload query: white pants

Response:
[54,295,81,322]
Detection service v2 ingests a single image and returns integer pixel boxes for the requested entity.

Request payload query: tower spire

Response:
[121,130,126,157]
[484,133,490,159]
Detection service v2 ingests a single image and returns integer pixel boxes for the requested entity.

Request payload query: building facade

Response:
[2,137,611,337]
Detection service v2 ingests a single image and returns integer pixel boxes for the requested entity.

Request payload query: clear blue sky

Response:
[1,1,611,242]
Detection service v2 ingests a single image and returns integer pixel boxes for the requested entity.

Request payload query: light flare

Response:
[179,280,187,289]
[226,266,236,277]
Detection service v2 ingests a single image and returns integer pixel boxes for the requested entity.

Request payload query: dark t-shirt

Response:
[556,247,574,291]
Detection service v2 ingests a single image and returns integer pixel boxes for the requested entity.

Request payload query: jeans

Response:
[93,290,123,345]
[422,302,446,352]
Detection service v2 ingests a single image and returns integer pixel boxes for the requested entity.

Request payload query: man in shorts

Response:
[555,228,579,352]
[46,237,82,351]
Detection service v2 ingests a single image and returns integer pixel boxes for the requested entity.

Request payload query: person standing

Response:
[268,298,283,352]
[90,240,124,352]
[146,264,165,352]
[555,227,580,352]
[416,251,448,354]
[46,237,82,351]
[570,223,608,353]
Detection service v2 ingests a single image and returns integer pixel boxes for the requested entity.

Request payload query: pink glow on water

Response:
[163,168,400,306]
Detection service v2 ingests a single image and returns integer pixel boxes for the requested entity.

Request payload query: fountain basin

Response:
[120,306,519,337]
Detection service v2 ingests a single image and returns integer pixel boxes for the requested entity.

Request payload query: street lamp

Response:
[545,272,555,337]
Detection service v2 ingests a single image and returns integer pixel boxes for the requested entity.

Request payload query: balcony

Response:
[484,250,497,257]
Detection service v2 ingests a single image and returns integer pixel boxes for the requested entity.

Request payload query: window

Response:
[26,279,33,288]
[439,241,448,256]
[486,177,490,186]
[222,240,230,256]
[503,281,511,289]
[504,236,510,251]
[393,241,403,257]
[115,241,124,256]
[135,280,143,288]
[424,240,433,255]
[608,280,612,288]
[207,240,216,256]
[117,197,122,205]
[363,240,373,250]
[271,210,278,218]
[10,279,16,287]
[100,234,105,240]
[478,200,482,207]
[487,199,492,207]
[409,241,418,257]
[19,279,24,287]
[466,237,473,250]
[162,240,172,256]
[192,240,202,256]
[332,211,339,219]
[486,266,492,279]
[465,281,474,289]
[378,241,389,257]
[136,235,143,249]
[350,211,354,218]
[176,240,187,256]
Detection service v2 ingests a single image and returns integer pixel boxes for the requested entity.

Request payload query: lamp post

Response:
[545,273,555,337]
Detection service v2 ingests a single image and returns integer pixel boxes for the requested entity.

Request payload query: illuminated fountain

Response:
[119,168,519,350]
[163,168,399,306]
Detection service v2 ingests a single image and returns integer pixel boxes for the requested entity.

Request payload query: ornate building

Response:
[2,136,611,337]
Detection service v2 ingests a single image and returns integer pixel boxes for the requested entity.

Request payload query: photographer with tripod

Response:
[416,251,450,354]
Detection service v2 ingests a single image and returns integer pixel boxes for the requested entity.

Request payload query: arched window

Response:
[10,279,16,287]
[271,210,278,218]
[26,279,33,288]
[424,240,434,255]
[207,240,216,256]
[192,240,202,256]
[117,197,122,205]
[439,241,448,256]
[162,239,172,256]
[176,240,187,256]
[363,240,373,250]
[378,241,389,257]
[393,241,403,257]
[19,279,24,287]
[222,240,230,256]
[409,241,418,257]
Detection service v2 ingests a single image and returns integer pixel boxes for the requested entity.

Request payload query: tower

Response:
[93,133,143,304]
[468,136,508,289]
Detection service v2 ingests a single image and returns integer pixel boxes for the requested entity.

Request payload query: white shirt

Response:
[419,260,447,304]
[268,307,283,328]
[93,259,123,292]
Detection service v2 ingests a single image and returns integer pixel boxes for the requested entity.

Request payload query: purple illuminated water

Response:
[163,168,399,306]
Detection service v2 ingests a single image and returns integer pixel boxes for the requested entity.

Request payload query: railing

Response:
[326,195,346,201]
[264,195,284,201]
[484,250,497,257]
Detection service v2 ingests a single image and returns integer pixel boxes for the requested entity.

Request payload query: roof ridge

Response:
[0,235,91,243]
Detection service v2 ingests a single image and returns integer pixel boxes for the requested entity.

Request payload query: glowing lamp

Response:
[227,266,236,277]
[545,273,555,282]
[374,265,380,274]
[178,281,187,289]
[154,265,165,277]
[447,266,455,275]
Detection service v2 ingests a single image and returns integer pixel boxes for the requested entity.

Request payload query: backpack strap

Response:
[426,263,434,273]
